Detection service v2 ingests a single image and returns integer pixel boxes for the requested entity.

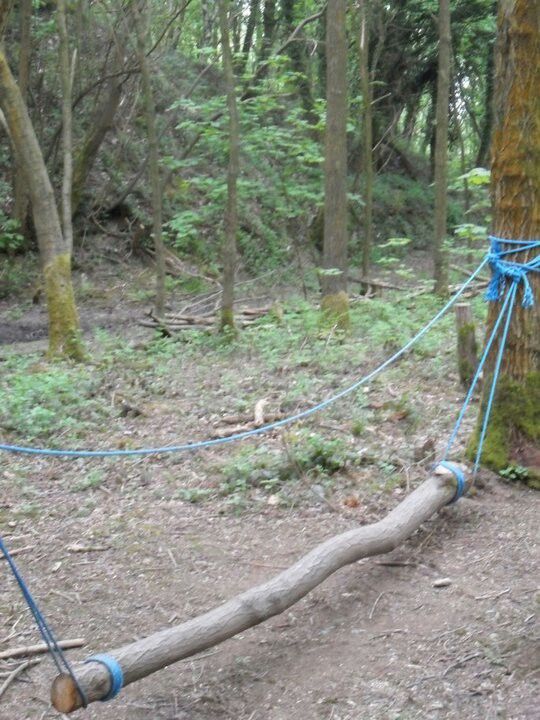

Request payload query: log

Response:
[51,464,468,712]
[455,302,478,387]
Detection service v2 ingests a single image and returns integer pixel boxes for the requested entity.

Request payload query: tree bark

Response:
[455,303,478,388]
[218,0,239,333]
[134,0,166,317]
[71,75,122,216]
[51,464,468,712]
[12,0,31,238]
[433,0,451,296]
[320,0,349,328]
[57,0,75,253]
[0,41,84,360]
[358,0,373,279]
[470,0,540,482]
[236,0,259,75]
[282,0,318,129]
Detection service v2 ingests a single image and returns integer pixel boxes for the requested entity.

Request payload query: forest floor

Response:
[0,252,538,720]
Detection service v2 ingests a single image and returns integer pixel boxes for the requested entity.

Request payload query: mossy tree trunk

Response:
[320,0,349,329]
[0,38,84,360]
[433,0,451,296]
[471,0,539,483]
[218,0,239,333]
[134,0,166,317]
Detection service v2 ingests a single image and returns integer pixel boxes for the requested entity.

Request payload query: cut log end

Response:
[51,673,83,712]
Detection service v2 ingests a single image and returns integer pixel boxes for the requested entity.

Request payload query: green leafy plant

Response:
[499,465,529,483]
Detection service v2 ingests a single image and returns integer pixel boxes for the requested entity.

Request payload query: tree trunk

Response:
[12,0,31,239]
[320,0,349,328]
[218,0,239,333]
[470,0,539,483]
[57,0,75,254]
[455,303,478,388]
[433,0,451,296]
[134,0,166,317]
[476,2,497,168]
[0,44,84,360]
[236,0,259,75]
[358,0,373,280]
[282,0,318,129]
[71,76,122,216]
[260,0,276,61]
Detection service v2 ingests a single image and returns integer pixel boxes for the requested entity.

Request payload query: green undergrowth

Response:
[0,292,484,449]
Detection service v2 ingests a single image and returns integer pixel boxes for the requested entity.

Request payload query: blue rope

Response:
[84,654,123,701]
[438,461,466,503]
[486,236,540,308]
[0,536,88,707]
[444,235,538,477]
[0,257,489,458]
[473,281,518,474]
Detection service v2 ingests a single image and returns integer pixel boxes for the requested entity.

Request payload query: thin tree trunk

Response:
[261,0,276,60]
[320,0,349,328]
[12,0,31,238]
[237,0,259,75]
[282,0,318,129]
[134,0,166,317]
[218,0,239,332]
[0,41,84,360]
[57,0,75,254]
[71,76,122,216]
[433,0,451,296]
[470,0,539,481]
[358,0,373,279]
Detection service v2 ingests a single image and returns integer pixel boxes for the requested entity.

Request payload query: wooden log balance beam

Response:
[51,463,468,712]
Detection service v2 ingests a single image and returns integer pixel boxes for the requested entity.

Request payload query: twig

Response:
[0,658,41,699]
[368,591,385,620]
[0,639,85,661]
[0,545,34,560]
[441,651,482,677]
[474,587,510,601]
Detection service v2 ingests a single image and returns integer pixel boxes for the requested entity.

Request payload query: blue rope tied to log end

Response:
[438,461,466,504]
[84,654,124,701]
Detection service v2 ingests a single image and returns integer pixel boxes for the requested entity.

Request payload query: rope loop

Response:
[84,654,124,701]
[438,461,466,504]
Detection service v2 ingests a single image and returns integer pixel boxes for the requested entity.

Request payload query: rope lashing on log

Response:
[83,655,123,701]
[437,461,465,503]
[0,237,538,710]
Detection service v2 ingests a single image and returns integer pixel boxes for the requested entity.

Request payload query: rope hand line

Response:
[0,236,538,705]
[0,257,489,458]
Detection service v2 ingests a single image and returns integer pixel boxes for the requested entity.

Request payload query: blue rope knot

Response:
[84,654,124,702]
[486,235,540,308]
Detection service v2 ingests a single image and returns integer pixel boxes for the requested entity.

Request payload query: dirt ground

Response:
[0,262,539,720]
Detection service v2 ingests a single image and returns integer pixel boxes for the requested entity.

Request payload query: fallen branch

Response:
[0,659,40,700]
[0,638,85,661]
[51,464,468,712]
